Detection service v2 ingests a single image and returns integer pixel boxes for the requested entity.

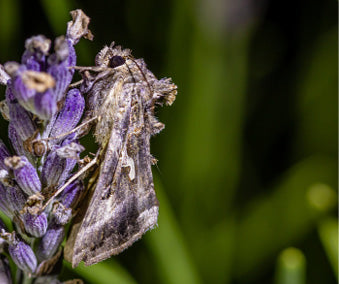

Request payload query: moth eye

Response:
[109,55,125,68]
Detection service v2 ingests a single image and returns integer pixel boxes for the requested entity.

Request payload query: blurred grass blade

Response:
[274,247,306,284]
[0,211,13,232]
[0,0,19,59]
[40,1,94,66]
[39,0,73,35]
[234,156,337,281]
[294,27,337,158]
[64,260,137,284]
[146,176,202,284]
[318,218,338,279]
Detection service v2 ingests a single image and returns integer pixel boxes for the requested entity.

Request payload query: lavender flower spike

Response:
[8,238,37,274]
[0,8,95,282]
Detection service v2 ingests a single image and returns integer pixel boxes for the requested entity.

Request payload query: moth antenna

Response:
[125,56,153,95]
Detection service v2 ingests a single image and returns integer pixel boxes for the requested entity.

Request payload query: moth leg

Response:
[41,155,98,211]
[68,79,83,88]
[69,66,110,72]
[30,116,97,145]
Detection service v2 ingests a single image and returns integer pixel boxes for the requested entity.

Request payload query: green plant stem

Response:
[22,273,33,284]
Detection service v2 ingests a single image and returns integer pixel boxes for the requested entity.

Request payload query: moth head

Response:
[95,42,131,68]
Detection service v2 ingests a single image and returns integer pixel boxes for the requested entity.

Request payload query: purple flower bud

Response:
[50,88,84,138]
[8,125,34,162]
[21,35,51,71]
[11,67,36,101]
[67,39,77,68]
[59,180,84,208]
[0,184,13,217]
[47,66,72,103]
[37,221,65,261]
[66,9,93,45]
[9,156,41,195]
[33,90,57,120]
[23,212,48,238]
[50,36,70,63]
[51,202,72,225]
[8,239,37,273]
[6,186,26,213]
[0,65,10,85]
[0,140,10,171]
[6,86,36,141]
[41,134,81,188]
[41,150,76,188]
[7,65,57,119]
[45,37,76,104]
[0,255,12,284]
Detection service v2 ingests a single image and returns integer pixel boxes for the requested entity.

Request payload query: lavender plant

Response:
[0,10,93,284]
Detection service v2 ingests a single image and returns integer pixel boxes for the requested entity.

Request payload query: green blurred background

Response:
[0,0,337,283]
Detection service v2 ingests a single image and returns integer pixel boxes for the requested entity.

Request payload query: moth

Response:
[64,43,177,267]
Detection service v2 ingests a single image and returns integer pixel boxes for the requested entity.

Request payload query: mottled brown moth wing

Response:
[64,44,177,267]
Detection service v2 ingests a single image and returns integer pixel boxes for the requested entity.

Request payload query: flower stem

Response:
[22,273,33,284]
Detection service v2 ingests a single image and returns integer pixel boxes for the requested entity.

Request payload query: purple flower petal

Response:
[48,64,71,102]
[46,37,76,103]
[9,68,57,118]
[21,35,51,71]
[8,240,37,273]
[67,39,77,68]
[7,83,36,141]
[33,90,57,120]
[50,88,84,138]
[11,68,36,102]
